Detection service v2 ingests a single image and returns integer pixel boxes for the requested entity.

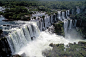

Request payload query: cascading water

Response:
[7,22,40,55]
[76,7,80,14]
[69,20,73,30]
[62,9,81,40]
[6,21,72,57]
[66,10,70,19]
[58,11,62,21]
[72,9,74,15]
[62,12,66,20]
[66,11,68,18]
[45,15,50,29]
[63,10,82,40]
[74,20,77,27]
[55,14,57,22]
[64,20,69,38]
[5,9,83,57]
[67,10,70,16]
[16,20,82,57]
[51,15,54,24]
[17,31,71,57]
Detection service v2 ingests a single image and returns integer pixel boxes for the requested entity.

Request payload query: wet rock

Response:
[78,41,86,46]
[0,37,12,57]
[0,29,3,35]
[12,54,21,57]
[31,37,33,40]
[49,43,54,47]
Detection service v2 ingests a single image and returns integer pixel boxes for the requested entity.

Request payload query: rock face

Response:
[76,20,86,39]
[12,54,21,57]
[0,37,12,57]
[76,20,86,27]
[0,29,3,35]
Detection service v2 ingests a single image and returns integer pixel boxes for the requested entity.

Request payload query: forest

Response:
[0,0,86,20]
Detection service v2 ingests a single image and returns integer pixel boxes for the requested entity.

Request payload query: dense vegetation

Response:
[75,11,86,21]
[0,1,85,10]
[0,0,85,1]
[0,0,86,20]
[43,41,86,57]
[3,6,32,20]
[53,21,64,36]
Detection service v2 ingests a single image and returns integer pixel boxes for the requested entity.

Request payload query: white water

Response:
[7,21,72,57]
[6,10,84,57]
[17,28,85,57]
[17,30,83,57]
[66,11,67,18]
[7,22,40,54]
[15,19,82,57]
[62,12,66,20]
[67,10,70,16]
[69,20,73,30]
[64,20,68,38]
[51,15,54,24]
[17,31,69,57]
[58,11,62,21]
[74,20,77,27]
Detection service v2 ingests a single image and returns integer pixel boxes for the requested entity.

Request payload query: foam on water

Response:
[17,31,83,57]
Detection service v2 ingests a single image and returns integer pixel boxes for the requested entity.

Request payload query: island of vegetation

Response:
[43,41,86,57]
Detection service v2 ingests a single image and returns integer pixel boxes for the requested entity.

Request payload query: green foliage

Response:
[0,0,86,11]
[3,6,30,20]
[75,11,86,21]
[0,0,86,21]
[43,41,86,57]
[54,21,64,35]
[41,15,45,19]
[0,12,3,15]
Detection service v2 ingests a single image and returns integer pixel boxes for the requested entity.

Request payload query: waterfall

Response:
[76,7,80,14]
[66,11,68,18]
[67,10,70,16]
[16,19,81,57]
[40,20,43,31]
[72,9,74,15]
[66,10,70,19]
[51,15,54,24]
[7,22,40,54]
[5,9,81,57]
[6,20,73,57]
[23,25,31,41]
[62,12,66,20]
[63,9,82,40]
[64,20,68,38]
[55,14,57,22]
[74,20,77,27]
[58,11,62,21]
[45,16,50,29]
[69,20,73,30]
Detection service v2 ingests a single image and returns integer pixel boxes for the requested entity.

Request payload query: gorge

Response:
[0,7,86,57]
